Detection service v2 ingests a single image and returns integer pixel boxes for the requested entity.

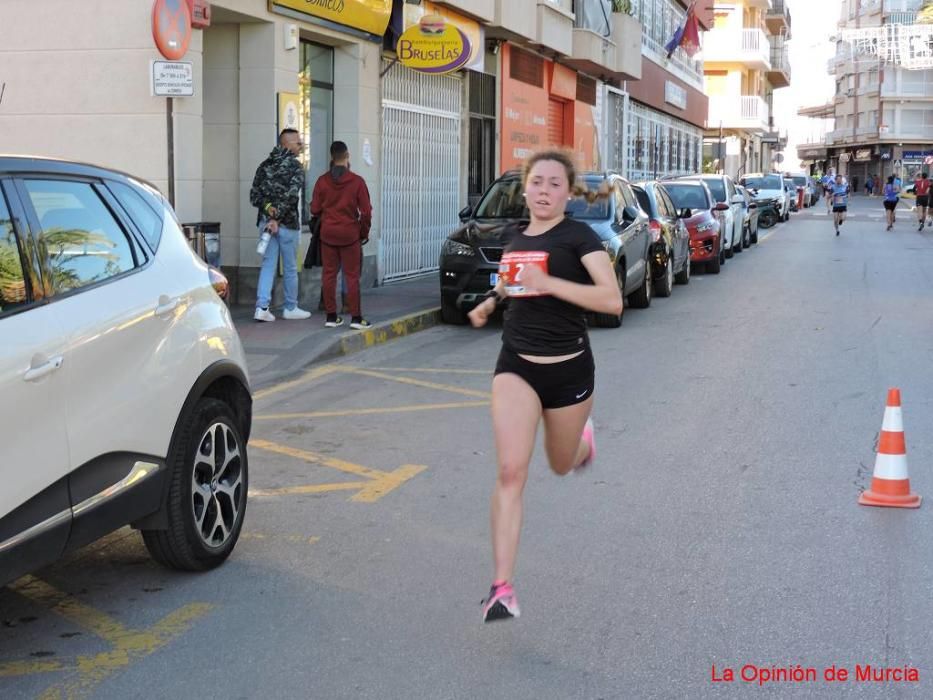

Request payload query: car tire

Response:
[750,228,758,244]
[725,244,734,259]
[654,253,673,297]
[440,296,467,325]
[707,253,721,274]
[674,255,690,285]
[627,259,652,309]
[733,234,743,253]
[142,398,248,572]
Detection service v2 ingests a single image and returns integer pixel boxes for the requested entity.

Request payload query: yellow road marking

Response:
[248,439,426,502]
[0,576,212,699]
[253,364,340,401]
[338,367,491,399]
[255,400,489,421]
[366,367,490,375]
[249,482,365,496]
[0,659,70,677]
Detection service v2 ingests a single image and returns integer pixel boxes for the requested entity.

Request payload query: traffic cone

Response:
[859,388,921,508]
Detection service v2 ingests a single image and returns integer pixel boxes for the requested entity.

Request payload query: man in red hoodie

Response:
[310,141,373,329]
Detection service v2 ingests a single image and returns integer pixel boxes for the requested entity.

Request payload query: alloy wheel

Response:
[191,421,244,549]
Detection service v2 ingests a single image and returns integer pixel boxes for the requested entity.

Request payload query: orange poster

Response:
[500,45,549,173]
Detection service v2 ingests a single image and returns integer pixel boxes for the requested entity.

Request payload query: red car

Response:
[663,180,726,274]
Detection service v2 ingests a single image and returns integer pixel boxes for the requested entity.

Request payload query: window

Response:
[0,191,28,314]
[25,180,137,295]
[108,180,162,251]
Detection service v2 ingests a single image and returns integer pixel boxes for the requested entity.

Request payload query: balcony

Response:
[707,95,770,132]
[858,82,880,96]
[491,0,536,42]
[612,11,642,80]
[884,0,924,13]
[856,125,879,136]
[704,28,771,70]
[535,0,573,57]
[767,46,791,88]
[765,0,791,36]
[430,0,495,23]
[859,0,881,16]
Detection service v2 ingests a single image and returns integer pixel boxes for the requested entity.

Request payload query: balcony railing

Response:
[704,28,771,69]
[640,32,703,87]
[856,125,878,136]
[765,0,791,32]
[884,0,924,12]
[707,95,770,131]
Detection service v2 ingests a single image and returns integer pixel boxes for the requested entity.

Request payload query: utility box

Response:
[186,0,211,28]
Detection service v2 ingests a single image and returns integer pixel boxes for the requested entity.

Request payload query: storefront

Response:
[499,45,600,174]
[377,1,486,282]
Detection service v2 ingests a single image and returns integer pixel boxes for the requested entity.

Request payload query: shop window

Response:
[300,42,335,213]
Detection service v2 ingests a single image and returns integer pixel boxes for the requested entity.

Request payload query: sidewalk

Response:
[232,275,440,390]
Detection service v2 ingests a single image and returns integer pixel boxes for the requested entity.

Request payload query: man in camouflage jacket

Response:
[250,128,310,321]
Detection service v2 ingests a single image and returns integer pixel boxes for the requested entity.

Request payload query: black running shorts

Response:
[494,345,595,410]
[833,205,848,213]
[917,195,930,207]
[883,200,898,211]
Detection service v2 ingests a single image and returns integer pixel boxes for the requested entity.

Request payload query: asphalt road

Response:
[3,195,933,699]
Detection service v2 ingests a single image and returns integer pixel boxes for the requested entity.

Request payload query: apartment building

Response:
[702,0,792,178]
[823,0,933,183]
[621,0,713,182]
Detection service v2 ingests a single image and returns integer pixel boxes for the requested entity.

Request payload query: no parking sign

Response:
[152,0,192,61]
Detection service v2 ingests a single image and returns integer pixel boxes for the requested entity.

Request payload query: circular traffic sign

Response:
[924,155,933,166]
[152,0,192,61]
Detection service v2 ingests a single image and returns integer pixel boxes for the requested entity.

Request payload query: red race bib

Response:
[499,251,549,297]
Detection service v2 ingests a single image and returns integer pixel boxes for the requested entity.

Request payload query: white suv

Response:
[0,156,252,586]
[676,174,745,255]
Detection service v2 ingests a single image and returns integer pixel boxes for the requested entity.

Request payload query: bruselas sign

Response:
[397,13,472,74]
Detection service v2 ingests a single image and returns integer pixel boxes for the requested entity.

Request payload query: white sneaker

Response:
[282,306,311,320]
[254,307,275,322]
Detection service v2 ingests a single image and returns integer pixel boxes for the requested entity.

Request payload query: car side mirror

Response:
[622,205,640,222]
[458,205,472,221]
[714,202,730,211]
[678,208,692,219]
[748,202,758,209]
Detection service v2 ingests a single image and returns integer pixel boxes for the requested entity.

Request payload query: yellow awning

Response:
[271,0,392,37]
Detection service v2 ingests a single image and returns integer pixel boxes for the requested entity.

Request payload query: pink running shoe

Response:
[482,582,520,622]
[576,417,596,470]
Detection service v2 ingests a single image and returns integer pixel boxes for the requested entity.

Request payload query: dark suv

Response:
[439,170,652,328]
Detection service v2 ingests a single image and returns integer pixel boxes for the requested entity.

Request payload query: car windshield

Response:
[700,178,726,202]
[472,178,526,219]
[744,175,782,190]
[792,176,807,186]
[566,180,611,220]
[665,184,708,210]
[472,177,611,220]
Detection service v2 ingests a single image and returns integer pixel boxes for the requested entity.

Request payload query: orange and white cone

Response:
[859,388,921,508]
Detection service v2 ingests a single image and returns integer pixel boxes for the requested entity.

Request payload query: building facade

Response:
[824,0,933,184]
[702,0,792,178]
[0,0,660,302]
[622,0,712,182]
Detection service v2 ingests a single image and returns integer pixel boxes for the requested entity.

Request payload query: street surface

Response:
[3,195,933,699]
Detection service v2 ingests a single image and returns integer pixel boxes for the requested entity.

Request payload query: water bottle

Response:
[256,230,271,256]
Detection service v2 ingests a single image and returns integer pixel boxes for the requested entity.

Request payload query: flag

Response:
[665,2,701,59]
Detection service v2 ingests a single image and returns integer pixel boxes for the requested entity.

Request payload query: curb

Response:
[315,307,442,363]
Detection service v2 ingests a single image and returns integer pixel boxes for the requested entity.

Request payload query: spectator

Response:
[250,128,311,322]
[310,141,373,330]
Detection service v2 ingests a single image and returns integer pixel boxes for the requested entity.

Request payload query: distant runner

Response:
[914,172,930,232]
[831,174,849,236]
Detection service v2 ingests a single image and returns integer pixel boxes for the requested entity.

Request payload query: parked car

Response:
[787,172,816,207]
[740,173,791,222]
[632,181,692,295]
[0,156,252,586]
[439,170,652,328]
[663,179,725,274]
[674,173,742,256]
[735,184,759,245]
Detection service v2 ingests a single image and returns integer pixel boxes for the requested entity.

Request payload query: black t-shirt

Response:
[501,218,605,356]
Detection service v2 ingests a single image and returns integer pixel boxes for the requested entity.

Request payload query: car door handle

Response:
[23,355,64,382]
[155,295,180,317]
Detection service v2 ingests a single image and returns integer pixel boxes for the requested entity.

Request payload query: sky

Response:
[773,0,840,170]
